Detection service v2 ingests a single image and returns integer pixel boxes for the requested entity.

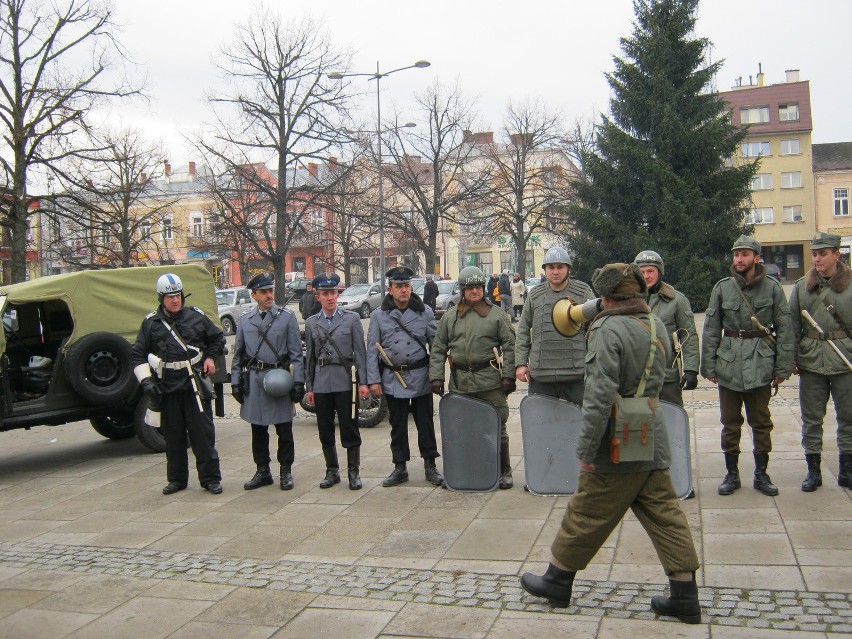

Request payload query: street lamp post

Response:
[329,59,430,294]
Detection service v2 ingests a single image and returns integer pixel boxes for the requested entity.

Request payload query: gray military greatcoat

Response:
[305,308,368,393]
[230,305,304,424]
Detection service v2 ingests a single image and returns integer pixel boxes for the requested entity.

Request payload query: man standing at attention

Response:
[788,232,852,492]
[367,266,443,487]
[701,235,793,497]
[516,246,593,406]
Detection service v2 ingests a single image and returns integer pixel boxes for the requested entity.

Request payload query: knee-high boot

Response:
[347,447,362,490]
[319,446,340,489]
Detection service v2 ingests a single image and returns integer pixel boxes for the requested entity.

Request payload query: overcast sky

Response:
[109,0,852,167]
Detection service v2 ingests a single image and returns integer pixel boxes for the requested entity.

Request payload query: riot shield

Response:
[520,394,583,495]
[659,400,694,499]
[438,393,501,491]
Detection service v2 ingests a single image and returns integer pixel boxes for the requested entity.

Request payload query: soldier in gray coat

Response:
[367,267,443,488]
[304,273,370,490]
[231,274,304,491]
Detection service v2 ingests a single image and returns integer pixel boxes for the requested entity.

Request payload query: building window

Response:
[101,223,110,244]
[750,174,773,190]
[139,221,151,239]
[190,213,203,238]
[835,188,850,216]
[780,138,800,155]
[781,172,802,189]
[162,217,173,241]
[740,106,769,124]
[500,251,513,272]
[778,103,800,122]
[746,208,774,225]
[741,141,770,157]
[783,206,803,223]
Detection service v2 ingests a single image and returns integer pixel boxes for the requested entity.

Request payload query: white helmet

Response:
[157,273,183,297]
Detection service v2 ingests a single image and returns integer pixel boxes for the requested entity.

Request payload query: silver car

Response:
[216,287,253,335]
[337,282,383,318]
[415,279,461,317]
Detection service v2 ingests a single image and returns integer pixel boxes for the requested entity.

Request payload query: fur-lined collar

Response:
[380,292,426,313]
[805,260,850,294]
[730,261,767,289]
[594,298,651,321]
[649,281,676,301]
[457,298,492,318]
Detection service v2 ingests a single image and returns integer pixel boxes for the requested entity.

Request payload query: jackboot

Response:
[717,452,741,496]
[424,458,444,486]
[280,466,294,490]
[801,453,821,492]
[753,452,779,496]
[383,462,409,487]
[520,564,575,608]
[243,465,273,490]
[499,441,513,489]
[839,452,852,489]
[347,447,362,490]
[650,576,702,624]
[319,446,340,489]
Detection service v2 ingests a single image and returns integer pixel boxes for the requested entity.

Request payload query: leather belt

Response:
[804,330,847,341]
[386,356,429,372]
[163,353,202,369]
[250,360,284,370]
[450,359,492,372]
[723,329,769,338]
[316,357,352,367]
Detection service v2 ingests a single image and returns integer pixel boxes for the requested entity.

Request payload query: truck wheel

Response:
[133,395,166,453]
[90,410,136,440]
[221,316,235,336]
[64,332,136,405]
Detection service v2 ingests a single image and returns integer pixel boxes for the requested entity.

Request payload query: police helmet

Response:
[541,246,572,268]
[458,266,486,289]
[157,273,184,301]
[263,368,295,397]
[633,250,664,276]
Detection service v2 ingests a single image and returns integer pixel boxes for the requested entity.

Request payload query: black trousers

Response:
[161,389,221,487]
[250,422,294,468]
[386,393,440,464]
[314,390,361,450]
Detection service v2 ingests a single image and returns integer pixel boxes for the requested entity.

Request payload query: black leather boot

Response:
[424,458,444,486]
[280,466,293,490]
[718,452,740,496]
[520,564,575,608]
[753,452,779,496]
[319,447,340,489]
[839,452,851,489]
[383,462,409,487]
[243,465,273,490]
[801,453,821,492]
[499,441,513,489]
[650,576,701,624]
[347,447,362,490]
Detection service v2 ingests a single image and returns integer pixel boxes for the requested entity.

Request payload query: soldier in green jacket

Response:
[701,235,794,497]
[633,250,699,405]
[430,266,517,488]
[521,263,701,624]
[789,232,852,492]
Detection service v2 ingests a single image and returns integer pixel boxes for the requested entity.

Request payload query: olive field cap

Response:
[810,231,841,250]
[732,235,761,254]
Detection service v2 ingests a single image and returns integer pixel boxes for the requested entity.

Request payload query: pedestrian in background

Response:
[510,272,526,322]
[422,274,439,312]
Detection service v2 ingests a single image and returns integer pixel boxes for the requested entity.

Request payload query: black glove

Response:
[431,380,445,397]
[501,378,517,396]
[290,382,305,403]
[680,370,698,391]
[141,378,160,400]
[232,384,244,404]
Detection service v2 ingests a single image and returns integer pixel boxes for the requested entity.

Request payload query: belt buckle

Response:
[317,358,327,367]
[736,329,746,338]
[398,364,409,372]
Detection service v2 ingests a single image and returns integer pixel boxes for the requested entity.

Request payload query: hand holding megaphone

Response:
[552,298,603,337]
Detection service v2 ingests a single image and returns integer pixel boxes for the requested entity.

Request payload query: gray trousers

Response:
[800,370,852,453]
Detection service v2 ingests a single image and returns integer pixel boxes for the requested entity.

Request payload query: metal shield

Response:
[438,393,501,492]
[520,394,583,495]
[659,400,694,500]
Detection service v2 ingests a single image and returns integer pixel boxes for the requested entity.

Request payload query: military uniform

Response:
[646,283,699,405]
[789,232,852,491]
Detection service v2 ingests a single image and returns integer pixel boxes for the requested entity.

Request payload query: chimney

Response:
[785,69,800,83]
[757,62,764,87]
[463,130,475,143]
[164,161,171,177]
[188,161,196,176]
[307,162,318,177]
[475,132,493,145]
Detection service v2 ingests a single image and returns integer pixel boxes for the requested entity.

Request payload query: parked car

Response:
[337,283,383,318]
[414,280,461,317]
[284,278,312,301]
[0,264,228,453]
[216,287,253,335]
[526,277,544,291]
[764,262,782,281]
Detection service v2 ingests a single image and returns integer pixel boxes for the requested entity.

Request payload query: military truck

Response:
[0,264,227,452]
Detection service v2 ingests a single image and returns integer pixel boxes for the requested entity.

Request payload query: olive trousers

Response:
[718,384,774,453]
[800,370,852,453]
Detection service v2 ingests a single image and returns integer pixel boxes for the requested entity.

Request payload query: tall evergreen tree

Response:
[568,0,756,310]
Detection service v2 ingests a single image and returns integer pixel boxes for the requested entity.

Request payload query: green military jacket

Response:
[789,261,852,375]
[647,282,700,384]
[700,264,794,391]
[430,299,515,393]
[576,304,672,473]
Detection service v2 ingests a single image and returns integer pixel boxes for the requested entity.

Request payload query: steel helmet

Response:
[633,250,665,276]
[458,266,486,289]
[262,368,294,397]
[541,246,572,268]
[156,273,183,299]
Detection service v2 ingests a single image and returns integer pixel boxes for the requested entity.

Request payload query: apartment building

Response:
[720,69,814,281]
[812,142,852,261]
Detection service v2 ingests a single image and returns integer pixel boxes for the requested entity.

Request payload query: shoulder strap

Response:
[732,280,758,317]
[813,285,852,338]
[391,315,429,355]
[160,319,195,359]
[315,316,352,363]
[250,306,286,363]
[629,315,657,398]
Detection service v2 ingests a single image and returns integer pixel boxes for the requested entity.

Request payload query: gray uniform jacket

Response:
[515,278,593,382]
[647,282,700,384]
[305,308,368,394]
[366,293,435,398]
[230,305,304,425]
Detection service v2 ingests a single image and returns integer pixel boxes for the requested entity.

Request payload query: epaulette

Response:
[245,308,257,318]
[189,306,206,316]
[144,311,157,320]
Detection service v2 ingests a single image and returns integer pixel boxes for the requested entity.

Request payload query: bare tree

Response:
[478,101,577,278]
[381,81,490,276]
[0,0,140,282]
[194,9,351,301]
[560,112,599,183]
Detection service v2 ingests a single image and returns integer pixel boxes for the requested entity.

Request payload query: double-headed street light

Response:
[328,60,430,294]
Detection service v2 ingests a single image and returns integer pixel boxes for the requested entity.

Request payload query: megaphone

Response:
[552,298,602,337]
